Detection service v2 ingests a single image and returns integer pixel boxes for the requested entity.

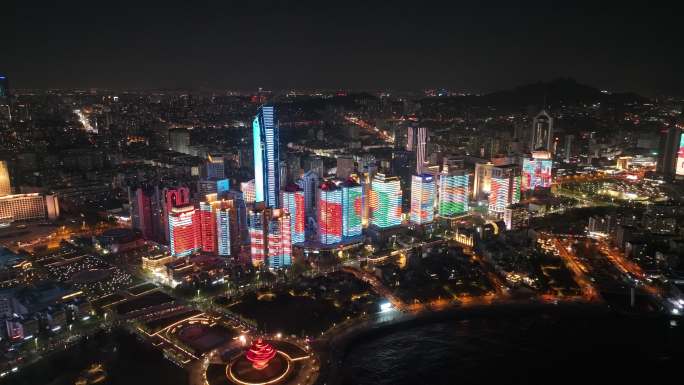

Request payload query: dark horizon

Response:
[4,1,684,96]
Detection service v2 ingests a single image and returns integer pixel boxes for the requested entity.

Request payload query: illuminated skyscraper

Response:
[0,160,11,196]
[297,171,319,220]
[248,206,267,266]
[370,173,402,228]
[521,151,553,191]
[318,181,342,244]
[341,179,363,237]
[205,154,225,179]
[200,199,217,254]
[0,75,8,98]
[406,124,416,151]
[488,165,521,217]
[282,184,305,244]
[416,126,427,174]
[163,187,191,243]
[215,202,232,257]
[169,128,191,155]
[168,205,201,257]
[129,185,165,242]
[531,110,554,153]
[473,162,493,201]
[253,105,280,208]
[241,179,256,204]
[657,124,684,179]
[248,205,291,268]
[267,209,291,269]
[198,178,230,200]
[438,168,469,217]
[198,193,239,257]
[410,173,435,224]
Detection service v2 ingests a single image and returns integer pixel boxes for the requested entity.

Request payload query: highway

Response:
[543,235,601,301]
[343,114,393,143]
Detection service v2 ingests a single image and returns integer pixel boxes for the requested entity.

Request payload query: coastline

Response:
[313,299,666,385]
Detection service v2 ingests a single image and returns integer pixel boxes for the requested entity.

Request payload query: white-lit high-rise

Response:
[416,126,427,174]
[531,110,554,154]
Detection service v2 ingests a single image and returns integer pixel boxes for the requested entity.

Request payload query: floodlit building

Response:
[0,193,59,223]
[473,162,493,201]
[504,203,529,230]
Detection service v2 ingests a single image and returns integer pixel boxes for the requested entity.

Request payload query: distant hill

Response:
[420,78,649,111]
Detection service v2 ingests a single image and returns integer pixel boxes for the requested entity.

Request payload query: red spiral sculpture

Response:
[246,338,277,370]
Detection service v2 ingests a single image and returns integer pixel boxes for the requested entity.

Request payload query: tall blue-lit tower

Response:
[253,105,280,208]
[0,75,8,99]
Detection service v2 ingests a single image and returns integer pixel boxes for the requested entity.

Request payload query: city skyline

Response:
[2,3,684,384]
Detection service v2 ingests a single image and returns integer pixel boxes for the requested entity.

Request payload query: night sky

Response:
[4,1,683,95]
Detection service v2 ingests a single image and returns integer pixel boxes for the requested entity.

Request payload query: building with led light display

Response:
[241,179,256,204]
[199,201,217,254]
[163,187,191,243]
[198,193,235,257]
[248,205,292,268]
[282,184,305,244]
[168,205,201,257]
[341,179,363,237]
[267,209,291,269]
[318,181,342,244]
[438,168,469,217]
[410,173,435,224]
[522,151,553,191]
[253,105,280,208]
[297,170,319,221]
[488,165,521,217]
[370,173,402,228]
[215,204,231,257]
[521,158,552,190]
[248,207,266,266]
[677,129,684,176]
